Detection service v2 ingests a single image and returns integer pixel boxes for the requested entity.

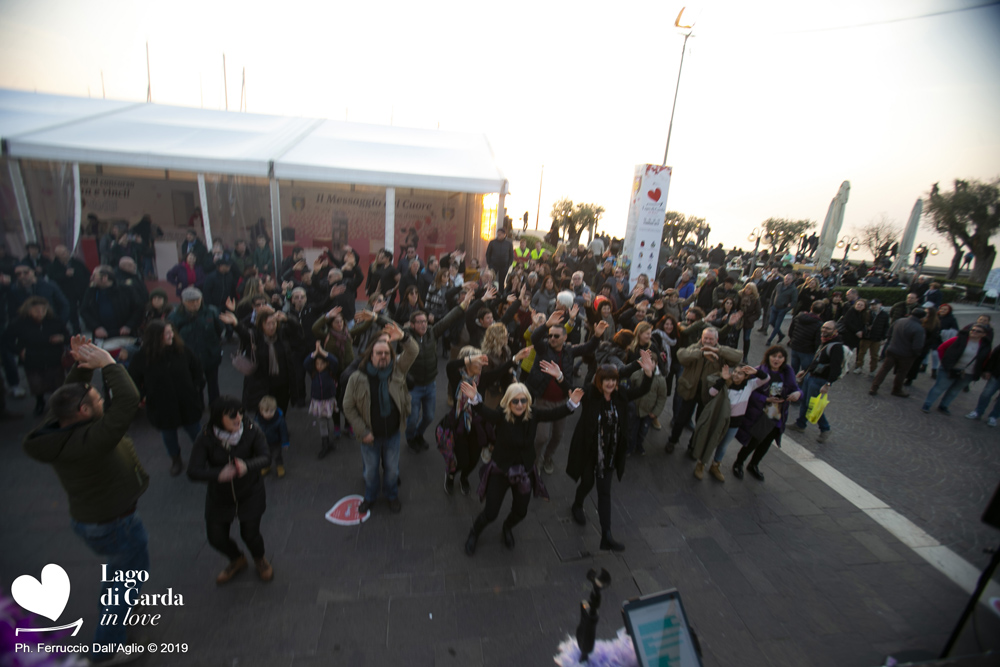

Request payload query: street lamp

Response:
[748,228,762,256]
[837,235,860,263]
[662,7,695,167]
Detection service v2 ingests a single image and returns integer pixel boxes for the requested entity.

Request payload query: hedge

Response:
[828,286,963,306]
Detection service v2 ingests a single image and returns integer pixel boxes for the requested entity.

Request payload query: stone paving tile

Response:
[4,342,1000,665]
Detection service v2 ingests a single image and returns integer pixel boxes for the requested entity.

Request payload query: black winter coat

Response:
[840,307,868,349]
[187,421,270,522]
[787,312,822,354]
[566,372,653,483]
[472,400,574,470]
[235,319,302,410]
[2,315,67,370]
[527,324,599,399]
[128,345,204,430]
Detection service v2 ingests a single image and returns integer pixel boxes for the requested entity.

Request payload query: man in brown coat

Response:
[666,326,743,454]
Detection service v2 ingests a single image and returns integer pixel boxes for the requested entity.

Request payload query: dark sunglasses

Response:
[509,397,528,406]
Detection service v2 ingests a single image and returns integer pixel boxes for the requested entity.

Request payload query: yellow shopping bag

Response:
[806,393,829,424]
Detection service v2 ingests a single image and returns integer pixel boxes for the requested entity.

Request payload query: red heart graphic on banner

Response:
[647,188,662,202]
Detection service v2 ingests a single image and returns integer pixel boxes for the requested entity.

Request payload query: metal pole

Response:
[535,165,544,231]
[662,32,691,167]
[145,42,152,102]
[223,54,228,110]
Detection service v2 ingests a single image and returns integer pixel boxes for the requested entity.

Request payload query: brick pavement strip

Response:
[2,346,999,666]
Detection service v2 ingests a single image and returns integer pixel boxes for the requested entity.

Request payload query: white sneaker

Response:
[853,367,862,374]
[989,418,997,428]
[965,411,979,420]
[12,386,26,398]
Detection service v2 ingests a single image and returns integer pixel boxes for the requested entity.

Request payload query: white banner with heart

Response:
[11,563,71,622]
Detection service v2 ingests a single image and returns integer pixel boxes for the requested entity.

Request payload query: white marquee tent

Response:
[0,88,507,266]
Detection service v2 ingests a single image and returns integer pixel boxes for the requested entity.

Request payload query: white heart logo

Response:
[11,564,71,622]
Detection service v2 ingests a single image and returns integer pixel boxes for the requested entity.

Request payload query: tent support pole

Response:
[269,176,282,275]
[197,174,213,248]
[8,159,37,244]
[385,187,395,255]
[72,163,82,252]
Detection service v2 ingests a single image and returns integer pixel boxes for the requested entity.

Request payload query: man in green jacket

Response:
[23,336,147,662]
[404,289,473,452]
[343,322,418,514]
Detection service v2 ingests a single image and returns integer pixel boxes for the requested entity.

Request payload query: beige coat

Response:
[343,336,418,442]
[676,342,743,403]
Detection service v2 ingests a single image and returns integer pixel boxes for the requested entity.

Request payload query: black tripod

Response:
[940,543,1000,659]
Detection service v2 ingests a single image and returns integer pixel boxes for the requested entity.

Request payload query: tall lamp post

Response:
[837,235,860,263]
[662,8,695,167]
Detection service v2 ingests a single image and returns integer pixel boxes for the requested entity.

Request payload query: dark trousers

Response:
[870,351,915,394]
[735,427,778,468]
[669,397,701,443]
[67,298,82,335]
[453,433,482,481]
[742,328,753,362]
[206,516,265,560]
[206,364,220,406]
[473,473,530,534]
[269,442,284,465]
[573,467,614,533]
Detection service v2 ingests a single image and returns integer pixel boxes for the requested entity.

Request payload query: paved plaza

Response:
[3,307,1000,666]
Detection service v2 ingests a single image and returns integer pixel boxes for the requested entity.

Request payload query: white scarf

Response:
[213,424,244,449]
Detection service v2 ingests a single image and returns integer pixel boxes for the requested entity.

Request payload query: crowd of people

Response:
[6,224,999,664]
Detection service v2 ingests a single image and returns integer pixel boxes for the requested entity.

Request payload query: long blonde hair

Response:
[500,382,532,422]
[630,322,653,352]
[481,323,509,361]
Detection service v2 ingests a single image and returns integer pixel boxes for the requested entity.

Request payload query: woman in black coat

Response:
[566,349,655,552]
[129,320,205,476]
[839,298,869,350]
[233,307,302,413]
[2,296,68,414]
[459,363,582,556]
[187,396,273,585]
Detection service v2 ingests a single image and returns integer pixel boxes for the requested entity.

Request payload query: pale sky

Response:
[1,0,998,263]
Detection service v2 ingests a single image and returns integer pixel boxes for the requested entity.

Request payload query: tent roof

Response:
[0,89,506,192]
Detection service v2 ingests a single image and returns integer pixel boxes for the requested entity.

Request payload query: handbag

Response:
[806,394,829,424]
[231,339,257,376]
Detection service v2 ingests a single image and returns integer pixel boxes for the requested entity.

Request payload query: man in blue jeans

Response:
[766,272,798,345]
[787,321,844,444]
[403,292,472,452]
[343,322,418,514]
[23,337,148,665]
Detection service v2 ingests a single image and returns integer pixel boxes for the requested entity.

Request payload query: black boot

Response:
[465,515,487,556]
[571,503,586,526]
[747,463,765,481]
[600,531,625,552]
[732,460,745,480]
[502,519,516,549]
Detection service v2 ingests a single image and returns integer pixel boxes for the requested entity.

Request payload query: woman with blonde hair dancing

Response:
[459,367,583,555]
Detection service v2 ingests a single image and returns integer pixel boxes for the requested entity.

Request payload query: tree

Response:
[857,214,901,262]
[762,218,815,254]
[661,211,705,250]
[549,198,606,248]
[925,179,1000,283]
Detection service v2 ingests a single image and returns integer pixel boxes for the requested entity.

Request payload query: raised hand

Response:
[546,310,565,327]
[383,321,404,342]
[219,311,238,326]
[539,359,562,378]
[477,354,490,366]
[461,290,475,308]
[483,286,498,302]
[74,343,115,369]
[70,334,90,355]
[741,365,757,376]
[638,348,655,375]
[728,312,743,326]
[594,320,609,336]
[515,346,533,362]
[330,284,347,297]
[459,381,478,401]
[721,364,732,380]
[225,297,236,312]
[569,304,579,320]
[569,387,585,404]
[326,305,343,320]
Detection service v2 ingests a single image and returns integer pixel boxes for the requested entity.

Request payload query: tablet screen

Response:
[622,589,702,667]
